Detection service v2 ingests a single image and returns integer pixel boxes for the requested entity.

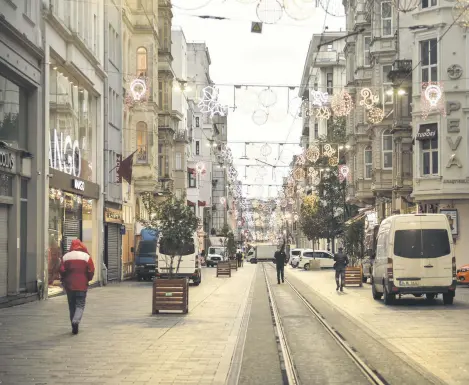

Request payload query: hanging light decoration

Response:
[293,167,306,181]
[305,146,320,163]
[359,88,379,110]
[328,157,339,166]
[367,106,385,124]
[331,90,354,116]
[256,0,283,24]
[252,109,269,125]
[260,143,272,157]
[452,0,469,28]
[258,88,277,108]
[315,106,331,120]
[421,82,446,120]
[295,154,306,166]
[323,144,336,157]
[196,161,206,174]
[392,0,421,12]
[310,90,329,107]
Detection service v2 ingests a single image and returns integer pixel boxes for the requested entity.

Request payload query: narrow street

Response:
[1,264,469,384]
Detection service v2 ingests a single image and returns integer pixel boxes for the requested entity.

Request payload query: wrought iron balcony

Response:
[136,145,148,163]
[388,60,413,82]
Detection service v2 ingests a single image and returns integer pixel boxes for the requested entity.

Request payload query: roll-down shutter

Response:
[107,224,120,281]
[63,218,80,253]
[0,205,8,297]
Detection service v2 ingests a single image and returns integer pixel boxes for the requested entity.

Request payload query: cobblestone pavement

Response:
[287,266,469,385]
[0,265,256,385]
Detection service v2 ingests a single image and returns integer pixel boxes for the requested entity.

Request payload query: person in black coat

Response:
[274,242,287,284]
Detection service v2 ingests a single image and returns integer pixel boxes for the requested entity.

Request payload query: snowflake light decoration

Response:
[359,88,379,110]
[198,86,227,117]
[310,90,329,107]
[367,106,385,124]
[305,146,320,163]
[421,82,446,120]
[328,157,339,166]
[323,144,336,157]
[295,154,306,166]
[331,90,354,117]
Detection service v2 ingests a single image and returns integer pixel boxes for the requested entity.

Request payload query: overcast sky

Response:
[172,0,345,197]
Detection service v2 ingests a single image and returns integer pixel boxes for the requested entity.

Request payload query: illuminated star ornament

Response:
[198,86,227,117]
[421,82,446,120]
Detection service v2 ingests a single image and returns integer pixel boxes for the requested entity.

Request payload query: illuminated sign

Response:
[73,179,85,191]
[49,129,82,177]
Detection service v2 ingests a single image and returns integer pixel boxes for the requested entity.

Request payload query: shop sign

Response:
[105,207,123,223]
[0,150,14,171]
[49,129,82,177]
[72,179,85,191]
[440,208,458,236]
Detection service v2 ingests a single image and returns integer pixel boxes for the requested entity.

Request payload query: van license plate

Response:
[400,280,419,287]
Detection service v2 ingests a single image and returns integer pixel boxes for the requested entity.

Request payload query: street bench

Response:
[344,266,363,287]
[152,278,189,314]
[217,262,231,277]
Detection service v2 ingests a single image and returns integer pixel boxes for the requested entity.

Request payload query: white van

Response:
[371,214,456,305]
[156,233,202,285]
[297,249,335,270]
[206,246,227,267]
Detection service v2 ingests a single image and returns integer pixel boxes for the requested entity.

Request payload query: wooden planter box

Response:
[344,266,363,287]
[217,262,231,277]
[229,260,238,271]
[152,278,189,314]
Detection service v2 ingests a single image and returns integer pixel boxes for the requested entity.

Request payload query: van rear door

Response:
[392,217,452,288]
[158,240,197,275]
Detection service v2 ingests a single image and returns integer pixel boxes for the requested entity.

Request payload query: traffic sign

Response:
[251,22,263,34]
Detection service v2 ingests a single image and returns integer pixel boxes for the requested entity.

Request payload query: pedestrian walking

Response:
[236,250,243,267]
[60,239,95,334]
[274,241,287,284]
[333,247,349,292]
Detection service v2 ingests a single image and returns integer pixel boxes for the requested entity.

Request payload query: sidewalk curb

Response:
[224,266,257,385]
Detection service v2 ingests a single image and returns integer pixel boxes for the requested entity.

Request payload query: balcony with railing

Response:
[314,51,344,67]
[135,145,148,164]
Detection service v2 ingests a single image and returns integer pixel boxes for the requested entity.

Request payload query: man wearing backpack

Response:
[334,247,349,292]
[274,241,287,284]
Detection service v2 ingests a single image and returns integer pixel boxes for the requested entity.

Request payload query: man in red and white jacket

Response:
[60,239,95,334]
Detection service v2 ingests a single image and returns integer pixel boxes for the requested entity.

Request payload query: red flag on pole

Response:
[116,150,137,184]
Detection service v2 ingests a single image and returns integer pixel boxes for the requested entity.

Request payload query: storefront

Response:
[104,206,123,281]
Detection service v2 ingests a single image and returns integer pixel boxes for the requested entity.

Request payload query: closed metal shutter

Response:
[107,224,120,281]
[63,218,80,253]
[0,205,9,297]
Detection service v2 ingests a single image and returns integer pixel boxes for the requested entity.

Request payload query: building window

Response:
[364,146,372,179]
[136,47,147,77]
[175,189,182,199]
[383,65,393,104]
[364,36,371,67]
[420,124,438,175]
[422,0,437,8]
[175,152,182,170]
[326,73,333,95]
[24,0,32,18]
[188,172,196,188]
[136,121,147,163]
[195,117,200,127]
[314,123,319,139]
[420,39,437,82]
[195,140,200,155]
[382,129,393,169]
[327,44,333,52]
[381,1,393,37]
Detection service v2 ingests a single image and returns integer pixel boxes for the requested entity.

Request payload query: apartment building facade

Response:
[0,0,44,305]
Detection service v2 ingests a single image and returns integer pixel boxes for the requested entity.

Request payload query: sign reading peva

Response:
[49,129,81,177]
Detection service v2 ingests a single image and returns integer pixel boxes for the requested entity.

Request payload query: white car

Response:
[290,248,303,268]
[298,249,335,270]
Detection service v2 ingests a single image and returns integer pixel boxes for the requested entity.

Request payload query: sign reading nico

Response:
[49,129,82,177]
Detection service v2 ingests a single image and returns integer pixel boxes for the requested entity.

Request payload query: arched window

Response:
[364,146,372,179]
[136,121,147,163]
[136,47,147,77]
[382,129,393,169]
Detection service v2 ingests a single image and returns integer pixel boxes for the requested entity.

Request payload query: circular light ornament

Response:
[424,84,442,106]
[252,109,269,125]
[288,97,305,117]
[283,0,317,20]
[260,143,272,157]
[367,107,385,124]
[392,0,421,12]
[331,90,354,117]
[319,0,346,17]
[172,0,213,10]
[130,79,147,101]
[256,0,283,24]
[258,88,277,108]
[452,0,469,28]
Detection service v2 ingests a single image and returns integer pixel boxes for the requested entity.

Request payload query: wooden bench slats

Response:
[344,266,363,287]
[152,279,189,314]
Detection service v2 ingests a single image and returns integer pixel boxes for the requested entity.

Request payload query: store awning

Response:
[187,200,196,207]
[416,123,437,141]
[198,200,206,206]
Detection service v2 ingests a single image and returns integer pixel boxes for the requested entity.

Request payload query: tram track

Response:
[262,263,389,385]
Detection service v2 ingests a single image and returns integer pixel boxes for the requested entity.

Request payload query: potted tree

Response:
[139,192,199,314]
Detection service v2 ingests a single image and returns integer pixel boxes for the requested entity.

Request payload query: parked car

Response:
[297,249,335,270]
[361,256,373,283]
[457,264,469,284]
[290,248,302,268]
[371,214,456,305]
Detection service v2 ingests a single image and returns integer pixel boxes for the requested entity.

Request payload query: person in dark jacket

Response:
[236,250,243,267]
[334,247,349,292]
[60,239,95,334]
[274,242,287,284]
